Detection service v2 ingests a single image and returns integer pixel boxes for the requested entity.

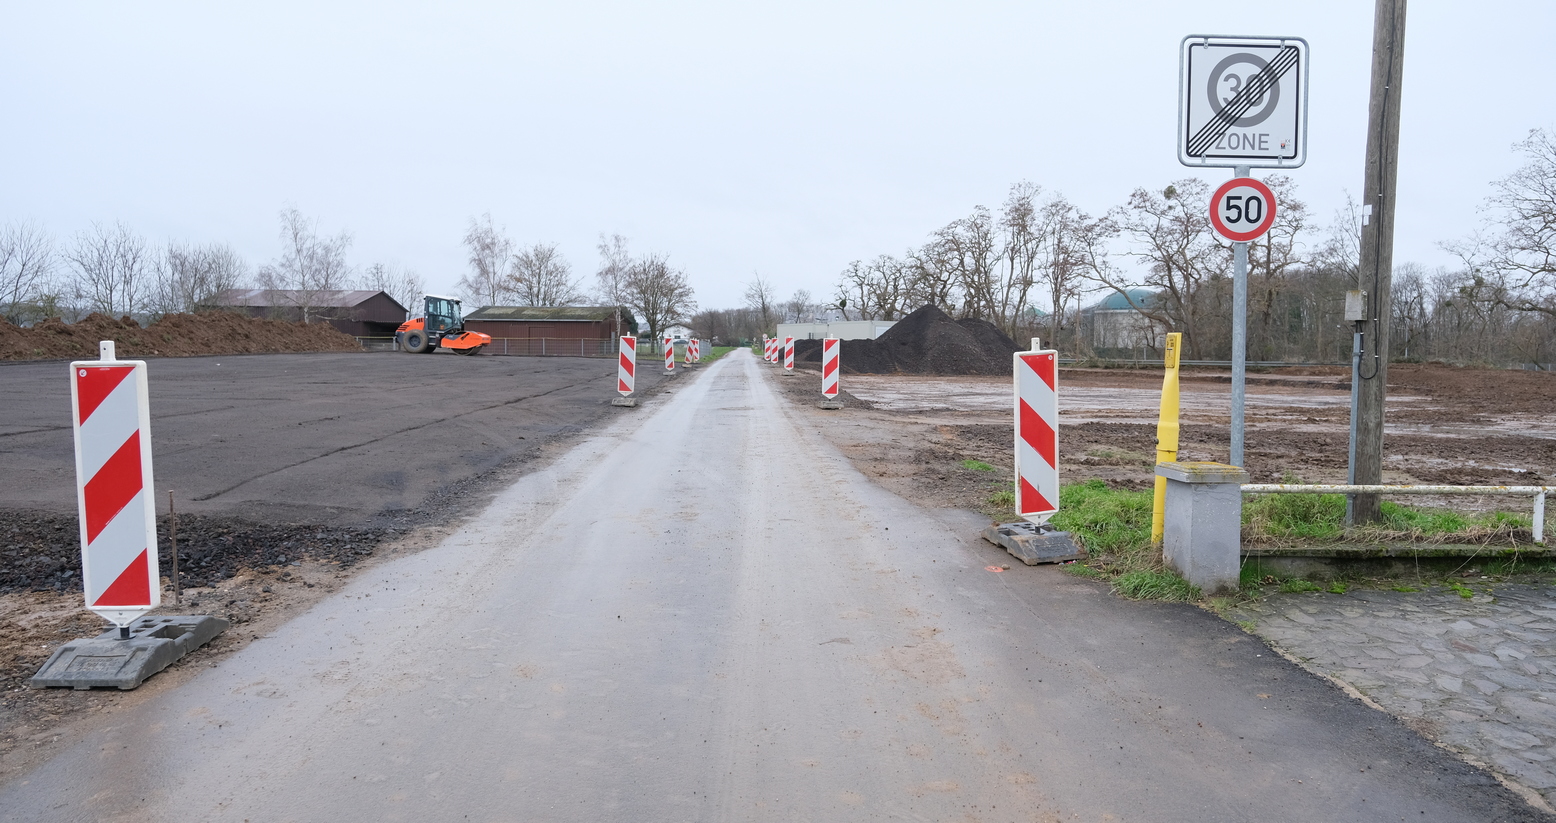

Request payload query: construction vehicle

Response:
[395,295,491,355]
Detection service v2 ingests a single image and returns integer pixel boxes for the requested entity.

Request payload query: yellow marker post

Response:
[1151,333,1182,544]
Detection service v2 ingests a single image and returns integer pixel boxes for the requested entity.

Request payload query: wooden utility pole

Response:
[1351,0,1408,523]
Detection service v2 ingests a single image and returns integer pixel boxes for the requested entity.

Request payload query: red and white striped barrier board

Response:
[71,342,160,627]
[664,336,675,371]
[618,335,636,395]
[821,337,840,398]
[1014,344,1060,523]
[783,337,794,371]
[763,337,774,362]
[690,338,700,363]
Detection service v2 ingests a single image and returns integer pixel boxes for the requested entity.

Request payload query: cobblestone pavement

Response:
[1229,584,1556,811]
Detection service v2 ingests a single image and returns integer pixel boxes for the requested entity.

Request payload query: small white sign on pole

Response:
[1179,35,1309,169]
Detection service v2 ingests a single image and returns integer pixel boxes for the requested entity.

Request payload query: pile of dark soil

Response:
[792,305,1020,375]
[0,312,364,361]
[0,510,387,594]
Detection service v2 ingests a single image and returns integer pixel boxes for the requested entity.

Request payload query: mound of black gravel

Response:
[791,305,1020,375]
[0,510,388,594]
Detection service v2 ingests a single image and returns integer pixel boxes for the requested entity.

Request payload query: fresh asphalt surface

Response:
[1,350,1545,822]
[0,351,664,526]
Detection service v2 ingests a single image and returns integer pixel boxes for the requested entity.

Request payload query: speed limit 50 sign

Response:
[1179,35,1308,169]
[1210,177,1277,242]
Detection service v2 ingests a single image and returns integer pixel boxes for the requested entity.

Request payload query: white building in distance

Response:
[775,319,896,341]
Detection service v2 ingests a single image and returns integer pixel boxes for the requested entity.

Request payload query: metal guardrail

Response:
[1241,484,1552,543]
[485,338,616,357]
[1059,358,1348,368]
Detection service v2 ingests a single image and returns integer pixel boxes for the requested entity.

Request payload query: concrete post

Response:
[1156,461,1249,594]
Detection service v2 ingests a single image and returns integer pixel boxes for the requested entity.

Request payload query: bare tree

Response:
[508,242,583,306]
[1111,180,1231,358]
[782,289,816,323]
[929,206,1004,322]
[1468,128,1556,318]
[67,222,152,318]
[744,274,776,333]
[628,254,697,348]
[359,262,424,318]
[151,241,247,317]
[459,213,513,305]
[1247,175,1310,360]
[594,233,633,339]
[904,245,957,314]
[997,182,1045,339]
[257,208,353,323]
[1030,196,1101,349]
[1313,193,1364,286]
[836,254,910,321]
[0,221,56,323]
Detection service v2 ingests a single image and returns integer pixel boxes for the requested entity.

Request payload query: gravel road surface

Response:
[0,352,664,526]
[0,350,1543,822]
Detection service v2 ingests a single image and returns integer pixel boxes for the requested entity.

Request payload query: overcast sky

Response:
[4,2,1553,311]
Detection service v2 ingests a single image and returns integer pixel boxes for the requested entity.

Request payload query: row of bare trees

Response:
[1,221,250,323]
[820,129,1556,367]
[455,217,699,346]
[0,208,426,326]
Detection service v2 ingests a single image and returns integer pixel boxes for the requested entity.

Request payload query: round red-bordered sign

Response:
[1209,177,1278,242]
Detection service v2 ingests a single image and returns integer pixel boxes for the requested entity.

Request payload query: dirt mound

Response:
[792,305,1020,375]
[0,312,364,360]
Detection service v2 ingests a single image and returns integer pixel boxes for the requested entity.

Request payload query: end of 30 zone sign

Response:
[1179,35,1309,169]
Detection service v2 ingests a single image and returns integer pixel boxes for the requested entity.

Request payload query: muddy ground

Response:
[772,361,1556,520]
[0,350,675,783]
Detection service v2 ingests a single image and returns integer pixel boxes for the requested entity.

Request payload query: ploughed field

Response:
[769,362,1556,521]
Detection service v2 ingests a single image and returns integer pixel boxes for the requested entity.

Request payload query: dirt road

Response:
[1,350,1541,822]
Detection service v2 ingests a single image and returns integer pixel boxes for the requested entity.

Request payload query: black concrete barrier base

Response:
[30,614,230,691]
[817,399,844,410]
[610,397,638,407]
[982,522,1085,565]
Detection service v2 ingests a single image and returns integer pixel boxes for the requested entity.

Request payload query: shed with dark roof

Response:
[214,289,409,338]
[463,306,636,343]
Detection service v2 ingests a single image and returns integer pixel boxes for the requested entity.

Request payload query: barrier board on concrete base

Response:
[31,614,229,690]
[981,522,1084,565]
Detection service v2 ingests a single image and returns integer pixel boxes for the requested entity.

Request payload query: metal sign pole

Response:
[1230,164,1250,467]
